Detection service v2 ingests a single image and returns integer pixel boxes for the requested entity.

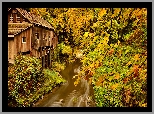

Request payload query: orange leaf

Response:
[114,73,120,80]
[96,76,104,87]
[108,49,114,55]
[110,83,119,90]
[123,77,129,84]
[133,65,139,78]
[133,65,139,72]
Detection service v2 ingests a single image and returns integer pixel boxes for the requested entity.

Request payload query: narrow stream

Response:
[33,59,96,107]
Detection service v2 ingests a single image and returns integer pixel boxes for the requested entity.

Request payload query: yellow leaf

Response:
[84,32,89,37]
[97,43,102,48]
[88,77,92,84]
[110,44,114,48]
[134,54,140,61]
[103,36,109,45]
[99,8,106,17]
[89,33,94,37]
[141,103,147,107]
[114,43,118,48]
[111,14,115,18]
[117,40,120,45]
[95,61,99,67]
[93,23,97,27]
[126,61,132,66]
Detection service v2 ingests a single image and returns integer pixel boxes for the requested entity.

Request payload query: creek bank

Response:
[33,59,96,107]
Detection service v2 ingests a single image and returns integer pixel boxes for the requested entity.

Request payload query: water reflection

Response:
[74,66,81,74]
[33,59,95,107]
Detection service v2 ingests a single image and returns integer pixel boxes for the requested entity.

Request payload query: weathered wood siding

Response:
[8,8,29,23]
[8,37,14,60]
[14,28,31,53]
[52,33,58,49]
[31,26,54,49]
[8,8,58,68]
[31,26,58,68]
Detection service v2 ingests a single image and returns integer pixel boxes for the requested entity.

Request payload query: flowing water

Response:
[33,59,96,107]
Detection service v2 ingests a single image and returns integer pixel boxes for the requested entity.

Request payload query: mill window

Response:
[22,37,26,43]
[35,33,39,39]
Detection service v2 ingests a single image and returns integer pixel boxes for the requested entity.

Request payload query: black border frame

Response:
[2,2,152,112]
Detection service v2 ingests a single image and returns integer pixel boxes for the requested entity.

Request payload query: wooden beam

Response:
[8,35,14,37]
[13,12,16,23]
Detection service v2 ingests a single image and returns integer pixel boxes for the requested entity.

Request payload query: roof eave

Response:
[34,23,54,31]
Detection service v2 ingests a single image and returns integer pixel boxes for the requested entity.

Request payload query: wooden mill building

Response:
[8,8,58,68]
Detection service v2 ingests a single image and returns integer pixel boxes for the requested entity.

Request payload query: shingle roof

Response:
[8,8,54,30]
[8,23,33,35]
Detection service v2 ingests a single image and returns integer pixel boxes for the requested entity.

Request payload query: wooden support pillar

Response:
[48,49,50,68]
[47,49,50,68]
[44,50,46,68]
[46,49,48,68]
[40,47,43,68]
[49,48,51,68]
[50,48,53,68]
[45,54,47,68]
[42,49,45,68]
[20,13,23,23]
[42,56,44,68]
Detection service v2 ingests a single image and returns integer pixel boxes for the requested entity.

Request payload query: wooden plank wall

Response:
[15,28,31,53]
[8,9,29,23]
[8,38,14,60]
[31,26,55,50]
[8,9,57,68]
[10,25,56,68]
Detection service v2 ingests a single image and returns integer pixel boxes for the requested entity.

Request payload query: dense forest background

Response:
[9,8,147,107]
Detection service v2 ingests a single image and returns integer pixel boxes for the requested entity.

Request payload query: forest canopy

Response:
[27,8,147,107]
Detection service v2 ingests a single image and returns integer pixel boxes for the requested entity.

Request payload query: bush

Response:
[42,69,66,94]
[91,44,147,107]
[8,54,66,107]
[52,62,66,72]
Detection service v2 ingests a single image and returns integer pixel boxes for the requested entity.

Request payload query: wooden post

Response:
[20,13,23,23]
[42,56,44,68]
[43,50,45,68]
[48,48,51,68]
[40,47,43,67]
[46,49,48,68]
[13,10,16,23]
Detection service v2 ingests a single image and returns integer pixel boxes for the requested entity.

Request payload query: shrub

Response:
[91,44,147,107]
[8,54,66,107]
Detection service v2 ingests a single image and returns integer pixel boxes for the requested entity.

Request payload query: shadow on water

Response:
[33,59,96,107]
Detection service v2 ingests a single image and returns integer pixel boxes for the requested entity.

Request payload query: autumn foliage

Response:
[28,8,147,107]
[8,54,66,107]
